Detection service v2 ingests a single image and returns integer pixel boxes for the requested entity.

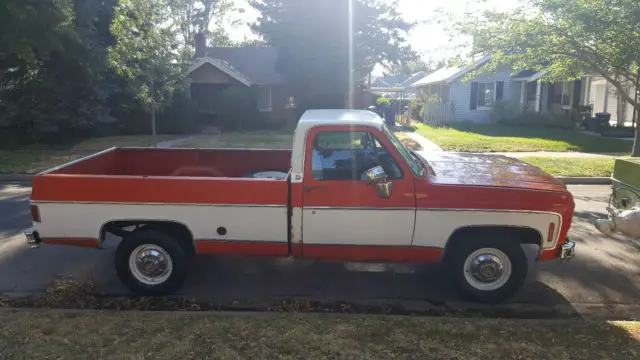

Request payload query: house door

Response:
[300,126,416,261]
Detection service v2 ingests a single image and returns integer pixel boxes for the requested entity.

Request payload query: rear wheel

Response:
[446,238,527,303]
[115,229,187,296]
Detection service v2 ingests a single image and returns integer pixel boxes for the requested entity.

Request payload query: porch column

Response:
[519,81,526,109]
[534,81,542,113]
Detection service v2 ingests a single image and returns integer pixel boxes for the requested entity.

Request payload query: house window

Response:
[553,81,573,107]
[477,82,495,108]
[257,86,272,112]
[561,81,573,107]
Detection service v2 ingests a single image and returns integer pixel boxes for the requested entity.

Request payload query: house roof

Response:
[409,55,492,87]
[511,70,546,82]
[371,71,427,89]
[189,46,283,86]
[188,57,253,86]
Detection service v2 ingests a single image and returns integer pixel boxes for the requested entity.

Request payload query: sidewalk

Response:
[493,151,617,158]
[155,134,205,148]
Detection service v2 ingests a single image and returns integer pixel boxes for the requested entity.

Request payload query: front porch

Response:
[512,73,591,121]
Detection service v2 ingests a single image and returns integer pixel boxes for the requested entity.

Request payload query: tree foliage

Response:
[0,0,122,144]
[250,0,415,110]
[0,0,240,144]
[109,0,185,136]
[455,0,639,109]
[384,59,444,77]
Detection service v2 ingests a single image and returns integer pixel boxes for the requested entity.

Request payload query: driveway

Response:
[1,183,639,318]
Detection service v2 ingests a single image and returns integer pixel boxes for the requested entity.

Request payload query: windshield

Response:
[382,125,424,177]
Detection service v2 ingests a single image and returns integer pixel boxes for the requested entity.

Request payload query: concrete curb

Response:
[555,177,612,185]
[0,175,614,185]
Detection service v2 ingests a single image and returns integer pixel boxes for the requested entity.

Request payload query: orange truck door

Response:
[300,125,417,262]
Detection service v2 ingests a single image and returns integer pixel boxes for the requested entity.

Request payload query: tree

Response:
[109,0,185,137]
[250,0,414,110]
[453,0,640,154]
[0,0,124,144]
[167,0,236,59]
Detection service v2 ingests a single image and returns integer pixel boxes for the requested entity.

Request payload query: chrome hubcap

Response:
[129,244,173,285]
[463,248,512,291]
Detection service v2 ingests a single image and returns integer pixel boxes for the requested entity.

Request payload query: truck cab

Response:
[26,109,575,303]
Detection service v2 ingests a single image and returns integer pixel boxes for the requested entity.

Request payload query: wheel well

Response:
[443,226,542,261]
[101,220,195,256]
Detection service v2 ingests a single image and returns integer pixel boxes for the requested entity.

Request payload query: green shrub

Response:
[376,97,391,106]
[157,90,200,134]
[214,86,262,130]
[410,99,423,120]
[489,100,575,129]
[489,100,522,123]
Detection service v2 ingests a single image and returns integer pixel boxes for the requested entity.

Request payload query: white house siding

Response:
[450,68,515,122]
[588,76,638,125]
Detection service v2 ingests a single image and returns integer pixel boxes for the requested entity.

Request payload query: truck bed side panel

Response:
[31,176,288,252]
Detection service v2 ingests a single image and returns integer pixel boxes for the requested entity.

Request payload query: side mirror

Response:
[375,181,393,199]
[364,166,393,199]
[364,166,388,185]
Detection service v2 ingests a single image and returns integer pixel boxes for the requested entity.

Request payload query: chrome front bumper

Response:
[560,240,576,260]
[25,229,41,248]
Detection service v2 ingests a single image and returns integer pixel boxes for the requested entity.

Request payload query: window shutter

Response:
[496,81,504,101]
[547,82,555,108]
[469,82,478,110]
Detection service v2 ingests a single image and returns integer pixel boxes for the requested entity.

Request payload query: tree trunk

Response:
[151,106,157,141]
[633,126,640,157]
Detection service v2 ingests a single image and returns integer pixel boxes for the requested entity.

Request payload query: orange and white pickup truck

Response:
[25,109,575,303]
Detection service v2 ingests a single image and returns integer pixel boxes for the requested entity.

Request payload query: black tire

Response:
[445,238,528,303]
[115,229,188,296]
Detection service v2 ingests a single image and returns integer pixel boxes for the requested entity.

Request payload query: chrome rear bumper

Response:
[560,240,575,260]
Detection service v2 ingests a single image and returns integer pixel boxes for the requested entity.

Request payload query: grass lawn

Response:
[0,135,178,174]
[518,157,615,177]
[177,131,294,149]
[415,122,632,153]
[0,309,638,359]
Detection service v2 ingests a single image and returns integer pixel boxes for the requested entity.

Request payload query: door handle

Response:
[304,186,328,192]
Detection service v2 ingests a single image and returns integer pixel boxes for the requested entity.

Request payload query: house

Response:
[188,46,292,128]
[408,55,591,124]
[586,76,638,126]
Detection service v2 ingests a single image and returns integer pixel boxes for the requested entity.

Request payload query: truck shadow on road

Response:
[175,254,583,319]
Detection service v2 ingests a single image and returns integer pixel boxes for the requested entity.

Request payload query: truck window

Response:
[382,125,424,177]
[311,131,403,181]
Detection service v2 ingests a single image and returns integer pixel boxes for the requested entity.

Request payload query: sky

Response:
[222,0,523,73]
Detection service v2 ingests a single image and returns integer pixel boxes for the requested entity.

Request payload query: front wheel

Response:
[446,239,528,303]
[115,229,188,296]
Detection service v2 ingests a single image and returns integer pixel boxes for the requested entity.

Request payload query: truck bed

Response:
[46,147,291,178]
[31,147,292,206]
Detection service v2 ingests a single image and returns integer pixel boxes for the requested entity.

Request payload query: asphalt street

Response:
[1,183,639,318]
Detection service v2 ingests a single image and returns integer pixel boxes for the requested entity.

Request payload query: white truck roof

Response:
[298,109,383,130]
[291,109,386,181]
